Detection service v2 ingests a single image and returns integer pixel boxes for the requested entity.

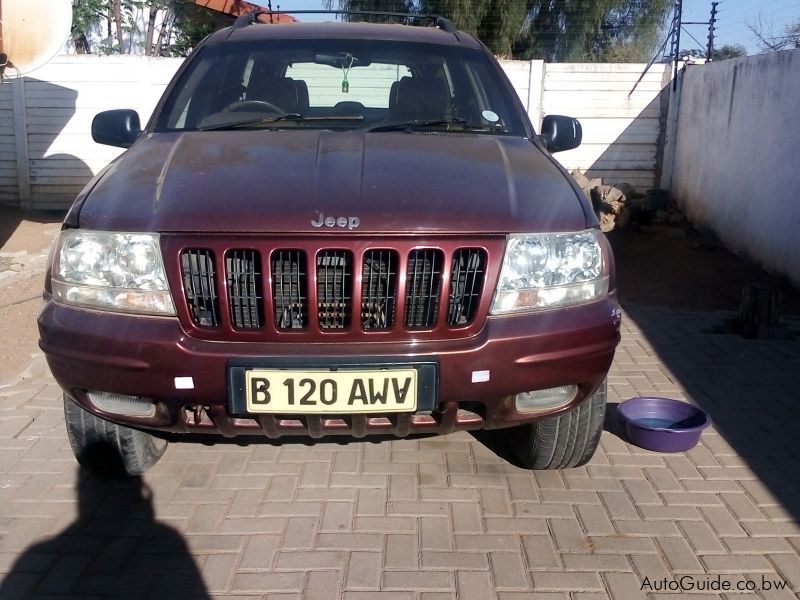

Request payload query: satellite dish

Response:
[0,0,73,75]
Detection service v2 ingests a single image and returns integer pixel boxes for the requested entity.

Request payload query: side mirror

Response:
[540,115,582,153]
[92,109,142,148]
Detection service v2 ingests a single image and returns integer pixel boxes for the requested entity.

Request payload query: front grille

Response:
[272,250,307,329]
[226,250,263,329]
[177,243,490,336]
[448,249,487,326]
[405,249,443,328]
[317,251,352,329]
[362,250,398,330]
[181,249,220,327]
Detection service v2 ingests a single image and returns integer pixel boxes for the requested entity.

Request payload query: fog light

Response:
[514,385,577,413]
[87,391,156,418]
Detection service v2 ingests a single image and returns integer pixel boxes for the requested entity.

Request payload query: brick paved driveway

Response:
[1,305,799,599]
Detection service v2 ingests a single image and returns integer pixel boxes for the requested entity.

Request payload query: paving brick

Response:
[485,517,547,534]
[274,550,345,569]
[451,502,483,534]
[383,571,453,591]
[767,553,800,590]
[532,572,603,591]
[420,517,453,551]
[455,534,520,552]
[421,551,487,569]
[742,520,800,537]
[317,533,383,551]
[356,488,387,516]
[304,570,343,600]
[699,505,747,537]
[576,504,614,536]
[615,520,680,537]
[599,491,639,520]
[282,516,317,549]
[724,537,795,554]
[700,554,774,573]
[456,570,495,600]
[265,476,299,501]
[239,534,280,570]
[561,553,631,572]
[388,475,417,501]
[353,516,415,533]
[657,538,704,573]
[201,553,237,592]
[489,551,529,589]
[479,488,513,515]
[385,534,418,569]
[230,571,305,592]
[420,487,476,502]
[513,502,573,518]
[320,501,353,532]
[344,593,414,600]
[344,551,381,589]
[602,572,647,600]
[549,518,592,553]
[677,520,726,554]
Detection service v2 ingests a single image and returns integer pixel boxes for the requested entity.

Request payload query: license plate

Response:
[245,368,418,414]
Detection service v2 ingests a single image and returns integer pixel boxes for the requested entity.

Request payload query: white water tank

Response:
[0,0,73,75]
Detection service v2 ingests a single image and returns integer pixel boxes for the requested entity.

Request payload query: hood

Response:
[78,130,590,234]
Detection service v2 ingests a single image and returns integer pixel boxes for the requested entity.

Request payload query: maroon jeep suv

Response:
[38,12,621,475]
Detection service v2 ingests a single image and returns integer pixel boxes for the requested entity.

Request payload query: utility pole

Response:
[670,0,683,91]
[706,2,719,61]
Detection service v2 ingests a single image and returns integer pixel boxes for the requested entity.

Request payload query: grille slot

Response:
[362,250,398,330]
[272,250,307,329]
[317,251,352,329]
[448,248,487,326]
[405,249,443,328]
[226,250,263,329]
[181,249,220,327]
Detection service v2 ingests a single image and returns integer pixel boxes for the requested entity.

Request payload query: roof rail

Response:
[233,10,457,34]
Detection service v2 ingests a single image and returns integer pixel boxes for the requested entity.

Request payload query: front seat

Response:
[245,76,300,114]
[389,77,452,122]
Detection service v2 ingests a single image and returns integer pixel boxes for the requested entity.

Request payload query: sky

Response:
[253,0,800,55]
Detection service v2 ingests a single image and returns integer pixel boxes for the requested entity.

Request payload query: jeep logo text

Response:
[311,212,360,230]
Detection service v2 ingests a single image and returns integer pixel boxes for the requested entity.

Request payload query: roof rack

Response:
[232,10,457,34]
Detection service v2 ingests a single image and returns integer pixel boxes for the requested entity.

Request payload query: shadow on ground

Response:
[0,455,211,599]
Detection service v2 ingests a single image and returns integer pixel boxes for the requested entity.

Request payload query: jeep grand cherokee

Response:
[38,12,621,475]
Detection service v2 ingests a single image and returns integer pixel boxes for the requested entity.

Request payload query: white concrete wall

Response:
[0,55,670,209]
[668,49,800,286]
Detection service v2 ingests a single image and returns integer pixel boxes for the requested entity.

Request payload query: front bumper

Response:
[39,294,621,438]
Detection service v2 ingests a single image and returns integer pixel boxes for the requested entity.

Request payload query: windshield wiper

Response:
[368,118,489,133]
[198,113,304,131]
[199,113,364,131]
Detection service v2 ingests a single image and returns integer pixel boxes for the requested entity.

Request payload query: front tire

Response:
[63,394,167,476]
[510,379,607,470]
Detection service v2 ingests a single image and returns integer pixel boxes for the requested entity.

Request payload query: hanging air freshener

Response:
[340,53,353,94]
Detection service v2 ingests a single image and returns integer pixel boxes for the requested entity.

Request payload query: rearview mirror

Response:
[540,115,582,153]
[92,109,142,148]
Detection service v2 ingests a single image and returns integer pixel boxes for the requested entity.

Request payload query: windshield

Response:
[155,38,528,136]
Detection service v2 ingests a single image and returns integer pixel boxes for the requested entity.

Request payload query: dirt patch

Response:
[0,207,64,384]
[609,221,800,315]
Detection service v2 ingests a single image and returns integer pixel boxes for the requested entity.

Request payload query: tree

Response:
[72,0,108,53]
[71,0,230,56]
[329,0,673,60]
[749,16,800,52]
[712,44,746,61]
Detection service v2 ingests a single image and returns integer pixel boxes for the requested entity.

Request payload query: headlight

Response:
[491,230,609,314]
[51,230,176,315]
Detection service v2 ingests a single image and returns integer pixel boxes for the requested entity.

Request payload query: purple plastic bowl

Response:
[617,397,711,453]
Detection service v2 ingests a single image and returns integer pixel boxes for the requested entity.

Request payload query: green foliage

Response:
[330,0,673,61]
[712,44,746,61]
[70,0,231,56]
